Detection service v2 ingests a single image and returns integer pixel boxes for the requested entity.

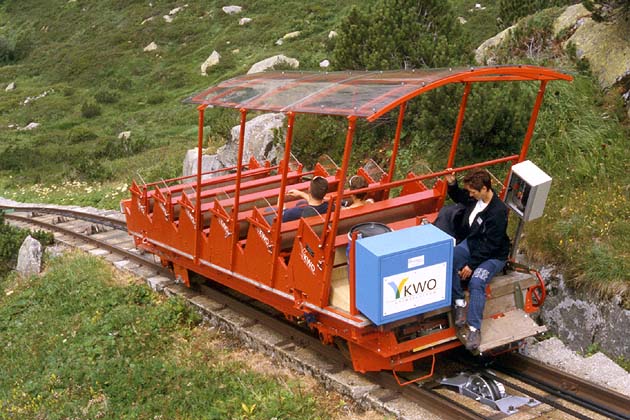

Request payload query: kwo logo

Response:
[388,277,437,299]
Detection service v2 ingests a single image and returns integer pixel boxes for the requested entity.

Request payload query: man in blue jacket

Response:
[444,169,510,351]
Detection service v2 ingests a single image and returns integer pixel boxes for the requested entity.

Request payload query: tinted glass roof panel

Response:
[189,67,572,119]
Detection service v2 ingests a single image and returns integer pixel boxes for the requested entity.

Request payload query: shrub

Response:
[68,126,98,143]
[80,101,102,118]
[497,0,576,29]
[73,158,113,182]
[333,0,469,70]
[147,93,165,105]
[0,37,16,64]
[94,89,120,104]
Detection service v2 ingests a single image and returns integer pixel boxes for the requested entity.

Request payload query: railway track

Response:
[3,204,629,420]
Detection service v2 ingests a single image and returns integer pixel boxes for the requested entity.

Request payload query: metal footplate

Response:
[439,371,540,415]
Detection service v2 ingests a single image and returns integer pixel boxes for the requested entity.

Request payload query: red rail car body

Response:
[122,66,572,380]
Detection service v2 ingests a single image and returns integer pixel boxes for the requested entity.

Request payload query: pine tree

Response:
[332,0,469,71]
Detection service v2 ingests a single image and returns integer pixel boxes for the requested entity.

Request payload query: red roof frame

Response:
[189,65,572,122]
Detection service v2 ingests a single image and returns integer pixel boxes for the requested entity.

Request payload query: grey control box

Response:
[505,160,552,221]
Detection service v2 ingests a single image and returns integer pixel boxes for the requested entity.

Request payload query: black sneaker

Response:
[465,328,481,351]
[454,303,467,328]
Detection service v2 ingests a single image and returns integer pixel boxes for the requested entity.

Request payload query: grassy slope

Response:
[0,252,354,419]
[0,1,628,298]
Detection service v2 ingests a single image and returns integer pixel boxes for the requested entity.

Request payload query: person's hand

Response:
[444,169,456,186]
[458,265,472,280]
[287,189,307,200]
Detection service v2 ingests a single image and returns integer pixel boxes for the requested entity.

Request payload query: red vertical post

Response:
[231,108,248,265]
[349,230,359,316]
[194,104,206,264]
[519,80,548,163]
[271,112,296,270]
[446,82,471,169]
[323,116,356,249]
[384,102,407,199]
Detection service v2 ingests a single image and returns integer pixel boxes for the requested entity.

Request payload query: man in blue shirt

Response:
[282,176,329,222]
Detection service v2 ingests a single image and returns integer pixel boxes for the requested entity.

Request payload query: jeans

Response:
[452,239,505,330]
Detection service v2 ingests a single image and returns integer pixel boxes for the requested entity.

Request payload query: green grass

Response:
[0,252,351,419]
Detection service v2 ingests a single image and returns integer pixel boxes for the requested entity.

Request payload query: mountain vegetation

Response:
[0,0,628,303]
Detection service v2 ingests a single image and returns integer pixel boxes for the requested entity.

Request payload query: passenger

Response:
[281,176,329,222]
[343,175,373,209]
[444,169,510,352]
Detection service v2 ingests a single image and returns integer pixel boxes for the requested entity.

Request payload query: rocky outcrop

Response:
[16,235,43,277]
[5,82,15,91]
[537,268,630,359]
[217,113,285,167]
[553,3,591,37]
[474,24,516,65]
[476,4,630,92]
[563,14,630,89]
[247,55,299,74]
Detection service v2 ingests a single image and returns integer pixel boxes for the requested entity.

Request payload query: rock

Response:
[182,149,223,180]
[474,24,516,65]
[239,17,252,25]
[553,3,590,38]
[169,5,187,15]
[118,131,131,140]
[282,31,301,40]
[328,30,338,39]
[141,16,155,25]
[319,59,330,68]
[562,15,630,89]
[217,113,285,167]
[222,5,242,15]
[232,48,240,54]
[16,235,43,277]
[5,82,15,91]
[275,39,284,46]
[18,122,40,131]
[458,16,467,24]
[200,50,221,75]
[247,54,299,74]
[163,14,173,23]
[538,271,630,359]
[143,42,158,52]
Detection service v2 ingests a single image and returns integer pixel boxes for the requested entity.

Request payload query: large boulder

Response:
[474,24,516,65]
[201,50,221,75]
[217,113,285,167]
[476,4,630,91]
[553,3,591,37]
[563,14,630,89]
[182,149,223,180]
[16,235,43,277]
[247,55,299,74]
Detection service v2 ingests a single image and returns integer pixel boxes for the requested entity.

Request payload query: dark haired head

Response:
[310,176,328,200]
[463,170,492,192]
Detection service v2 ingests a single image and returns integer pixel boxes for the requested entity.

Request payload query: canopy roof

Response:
[189,66,572,121]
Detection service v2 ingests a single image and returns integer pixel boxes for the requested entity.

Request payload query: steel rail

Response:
[0,205,127,231]
[2,212,167,276]
[494,353,630,420]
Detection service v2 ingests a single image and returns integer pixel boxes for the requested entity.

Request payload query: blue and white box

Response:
[355,224,454,325]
